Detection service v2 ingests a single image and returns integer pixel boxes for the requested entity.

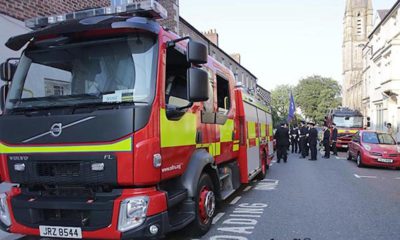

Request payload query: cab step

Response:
[168,212,195,232]
[167,189,188,208]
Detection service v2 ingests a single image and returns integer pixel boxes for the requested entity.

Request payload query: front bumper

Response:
[362,153,400,168]
[0,187,168,239]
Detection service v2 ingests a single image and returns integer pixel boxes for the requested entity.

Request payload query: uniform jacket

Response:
[290,128,299,141]
[308,128,318,145]
[323,129,330,145]
[331,128,338,142]
[274,126,290,147]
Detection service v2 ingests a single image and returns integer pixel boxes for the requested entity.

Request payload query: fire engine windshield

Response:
[5,34,158,112]
[333,116,363,128]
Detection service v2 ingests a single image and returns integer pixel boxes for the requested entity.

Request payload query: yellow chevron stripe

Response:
[0,137,132,154]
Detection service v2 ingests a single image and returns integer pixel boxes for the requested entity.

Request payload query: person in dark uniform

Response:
[299,121,308,158]
[331,123,338,156]
[274,122,290,163]
[308,122,318,160]
[305,122,311,157]
[290,125,299,153]
[323,125,331,159]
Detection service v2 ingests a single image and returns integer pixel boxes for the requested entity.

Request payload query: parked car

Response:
[347,130,400,169]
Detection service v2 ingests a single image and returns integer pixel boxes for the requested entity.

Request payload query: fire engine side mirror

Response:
[187,67,209,102]
[187,41,208,65]
[0,84,8,113]
[0,61,17,82]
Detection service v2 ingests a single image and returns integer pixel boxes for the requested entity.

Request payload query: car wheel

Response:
[189,173,215,237]
[347,151,352,160]
[356,153,364,168]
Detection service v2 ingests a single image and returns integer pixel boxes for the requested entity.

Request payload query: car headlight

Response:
[363,144,371,151]
[118,196,149,232]
[0,193,11,227]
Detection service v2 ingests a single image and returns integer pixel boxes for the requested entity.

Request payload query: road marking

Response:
[230,196,241,205]
[395,177,400,180]
[243,186,252,192]
[212,212,225,225]
[255,179,279,190]
[354,174,377,179]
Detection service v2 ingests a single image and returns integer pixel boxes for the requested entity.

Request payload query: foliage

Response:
[271,84,294,127]
[294,75,341,123]
[270,76,341,126]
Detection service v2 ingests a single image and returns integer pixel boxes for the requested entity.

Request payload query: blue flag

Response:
[287,92,296,122]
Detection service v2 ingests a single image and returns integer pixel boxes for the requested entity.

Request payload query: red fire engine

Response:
[325,108,364,149]
[0,1,274,239]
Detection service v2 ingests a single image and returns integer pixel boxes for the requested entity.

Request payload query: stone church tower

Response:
[342,0,373,110]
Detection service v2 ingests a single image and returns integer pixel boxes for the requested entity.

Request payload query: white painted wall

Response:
[363,6,400,139]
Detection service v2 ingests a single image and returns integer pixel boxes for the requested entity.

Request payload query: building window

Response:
[53,86,64,96]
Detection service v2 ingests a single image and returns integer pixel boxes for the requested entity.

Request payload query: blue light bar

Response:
[25,0,167,30]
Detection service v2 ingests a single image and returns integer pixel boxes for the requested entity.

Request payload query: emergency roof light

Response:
[25,0,167,30]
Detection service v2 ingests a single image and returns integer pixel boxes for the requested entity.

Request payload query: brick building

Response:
[0,0,270,104]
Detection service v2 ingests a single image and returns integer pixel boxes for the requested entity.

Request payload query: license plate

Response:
[378,158,393,163]
[39,225,82,239]
[342,145,348,148]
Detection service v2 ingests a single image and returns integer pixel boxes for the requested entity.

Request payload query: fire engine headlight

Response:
[118,196,149,232]
[0,193,11,227]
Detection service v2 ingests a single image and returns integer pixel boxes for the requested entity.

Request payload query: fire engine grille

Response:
[8,154,117,185]
[37,163,81,177]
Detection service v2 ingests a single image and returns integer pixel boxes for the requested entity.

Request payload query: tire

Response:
[256,151,268,180]
[190,173,216,237]
[356,153,364,168]
[347,151,352,160]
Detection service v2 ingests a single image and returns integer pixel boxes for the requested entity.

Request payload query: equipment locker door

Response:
[244,102,260,177]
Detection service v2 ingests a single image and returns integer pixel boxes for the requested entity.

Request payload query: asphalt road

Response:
[2,149,400,240]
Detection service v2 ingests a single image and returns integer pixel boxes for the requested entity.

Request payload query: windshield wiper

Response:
[71,101,148,113]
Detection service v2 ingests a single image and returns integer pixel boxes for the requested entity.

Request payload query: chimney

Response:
[230,53,241,64]
[203,29,219,46]
[158,0,180,34]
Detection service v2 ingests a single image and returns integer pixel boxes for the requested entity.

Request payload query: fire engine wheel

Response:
[190,173,215,236]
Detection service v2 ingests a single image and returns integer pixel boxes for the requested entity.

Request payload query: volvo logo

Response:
[23,117,96,143]
[50,123,63,137]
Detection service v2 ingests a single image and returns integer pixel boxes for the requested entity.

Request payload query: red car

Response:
[347,130,400,169]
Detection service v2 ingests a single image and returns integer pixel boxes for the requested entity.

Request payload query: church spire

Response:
[345,0,352,13]
[368,0,373,10]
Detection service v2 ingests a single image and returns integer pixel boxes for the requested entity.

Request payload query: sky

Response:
[180,0,397,91]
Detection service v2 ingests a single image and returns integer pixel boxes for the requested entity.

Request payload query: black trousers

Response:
[291,139,298,153]
[305,138,310,156]
[310,142,317,160]
[324,142,330,158]
[332,141,337,155]
[277,145,288,162]
[300,137,306,157]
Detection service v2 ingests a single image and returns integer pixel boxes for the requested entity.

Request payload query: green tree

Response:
[294,75,341,123]
[271,84,294,127]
